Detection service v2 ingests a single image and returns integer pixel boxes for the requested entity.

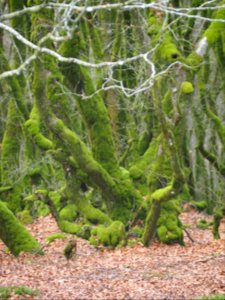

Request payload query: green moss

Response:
[0,49,28,118]
[46,233,66,243]
[34,133,53,150]
[206,107,225,144]
[186,52,202,67]
[77,196,111,225]
[204,5,225,45]
[156,198,184,245]
[191,0,205,6]
[25,104,40,134]
[0,186,12,193]
[0,287,10,300]
[197,294,225,300]
[197,219,212,229]
[151,185,173,202]
[157,222,183,244]
[48,191,62,211]
[129,226,143,238]
[180,81,194,94]
[0,201,41,256]
[148,137,172,192]
[1,100,22,184]
[148,16,161,36]
[36,201,50,217]
[130,134,161,181]
[129,166,143,179]
[190,200,207,211]
[25,103,53,150]
[17,210,33,225]
[89,221,126,247]
[157,36,181,62]
[0,286,38,300]
[58,220,81,234]
[24,194,37,202]
[162,90,173,115]
[76,224,91,240]
[213,208,224,239]
[59,204,77,222]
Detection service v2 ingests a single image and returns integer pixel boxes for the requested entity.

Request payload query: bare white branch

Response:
[0,3,48,22]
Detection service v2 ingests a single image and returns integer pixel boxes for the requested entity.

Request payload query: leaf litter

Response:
[0,207,224,300]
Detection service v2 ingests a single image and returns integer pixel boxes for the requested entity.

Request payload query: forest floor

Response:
[0,205,225,300]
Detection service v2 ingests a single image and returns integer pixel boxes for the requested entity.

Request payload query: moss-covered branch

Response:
[143,185,174,246]
[25,102,54,150]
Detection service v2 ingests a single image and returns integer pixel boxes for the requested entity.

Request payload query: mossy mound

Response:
[89,221,126,247]
[157,199,184,245]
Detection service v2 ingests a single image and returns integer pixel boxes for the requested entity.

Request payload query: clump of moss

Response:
[129,166,143,179]
[89,221,126,247]
[157,36,182,62]
[157,198,184,245]
[196,219,212,229]
[190,200,207,211]
[58,220,81,234]
[180,81,194,94]
[129,226,143,238]
[59,204,78,222]
[0,286,38,300]
[76,224,91,240]
[49,191,62,211]
[46,233,66,243]
[186,52,202,67]
[17,210,33,224]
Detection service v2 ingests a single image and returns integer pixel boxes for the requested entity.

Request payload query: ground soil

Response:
[0,207,225,300]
